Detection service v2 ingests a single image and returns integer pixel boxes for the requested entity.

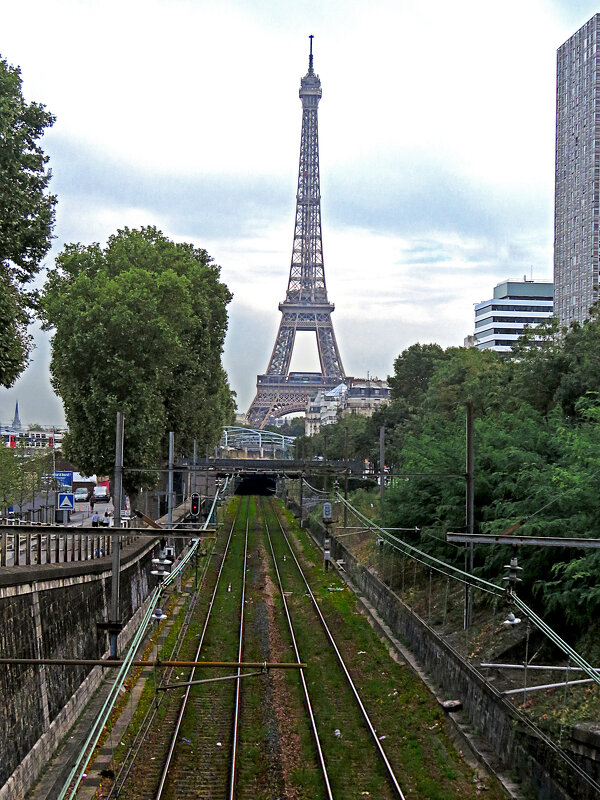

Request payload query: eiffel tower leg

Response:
[266,319,296,376]
[317,321,344,377]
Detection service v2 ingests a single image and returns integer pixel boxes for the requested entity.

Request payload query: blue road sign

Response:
[58,493,74,510]
[54,471,73,492]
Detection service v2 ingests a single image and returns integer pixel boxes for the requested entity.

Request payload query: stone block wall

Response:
[0,534,169,794]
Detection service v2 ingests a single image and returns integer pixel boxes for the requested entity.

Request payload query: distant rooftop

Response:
[493,278,554,301]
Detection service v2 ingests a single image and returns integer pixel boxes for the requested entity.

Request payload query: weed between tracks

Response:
[91,526,221,798]
[266,500,507,800]
[92,497,506,799]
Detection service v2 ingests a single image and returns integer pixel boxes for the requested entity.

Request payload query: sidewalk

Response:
[68,502,114,528]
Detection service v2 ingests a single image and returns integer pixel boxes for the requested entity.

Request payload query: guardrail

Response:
[0,527,133,567]
[0,499,205,568]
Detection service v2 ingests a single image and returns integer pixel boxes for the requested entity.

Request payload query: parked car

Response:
[92,486,110,503]
[74,487,90,503]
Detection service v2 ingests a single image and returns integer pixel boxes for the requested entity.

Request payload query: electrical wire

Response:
[57,478,230,799]
[336,491,600,688]
[337,492,503,595]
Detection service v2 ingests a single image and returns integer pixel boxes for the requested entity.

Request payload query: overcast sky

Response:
[0,0,595,425]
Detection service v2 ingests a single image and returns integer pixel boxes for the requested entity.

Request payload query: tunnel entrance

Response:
[235,475,277,496]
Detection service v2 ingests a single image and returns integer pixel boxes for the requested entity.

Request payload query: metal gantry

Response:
[247,36,345,428]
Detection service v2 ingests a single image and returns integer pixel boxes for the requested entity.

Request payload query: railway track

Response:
[95,495,502,800]
[155,499,248,799]
[259,497,406,800]
[109,499,246,799]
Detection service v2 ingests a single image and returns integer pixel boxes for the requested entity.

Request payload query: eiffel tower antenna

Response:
[248,37,345,428]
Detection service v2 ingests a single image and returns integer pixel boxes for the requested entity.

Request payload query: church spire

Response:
[12,401,22,431]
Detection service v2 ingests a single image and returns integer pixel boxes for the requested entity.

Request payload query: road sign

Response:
[54,471,73,492]
[58,493,74,510]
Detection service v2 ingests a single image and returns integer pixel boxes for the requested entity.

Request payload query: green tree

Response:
[388,343,447,407]
[0,56,56,386]
[553,306,600,418]
[509,317,567,415]
[0,446,20,514]
[424,346,509,417]
[265,417,306,438]
[41,227,234,494]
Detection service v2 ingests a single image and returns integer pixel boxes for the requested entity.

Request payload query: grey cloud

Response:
[36,132,553,418]
[46,133,552,263]
[45,134,293,243]
[323,158,552,244]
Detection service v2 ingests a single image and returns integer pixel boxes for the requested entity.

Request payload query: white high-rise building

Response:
[554,14,600,326]
[474,279,554,352]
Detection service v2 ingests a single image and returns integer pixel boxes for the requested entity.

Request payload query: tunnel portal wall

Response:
[234,475,277,495]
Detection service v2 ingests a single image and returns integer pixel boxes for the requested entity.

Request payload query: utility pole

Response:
[110,411,124,658]
[344,425,349,530]
[464,402,475,629]
[299,472,304,527]
[52,429,56,525]
[193,439,197,496]
[168,431,174,529]
[323,430,328,492]
[379,426,385,504]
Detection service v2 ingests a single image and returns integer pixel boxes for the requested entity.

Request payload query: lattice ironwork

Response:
[248,38,345,428]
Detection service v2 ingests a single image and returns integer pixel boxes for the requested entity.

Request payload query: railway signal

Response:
[190,493,200,517]
[322,503,333,571]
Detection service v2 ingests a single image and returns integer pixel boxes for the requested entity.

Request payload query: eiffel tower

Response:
[247,37,345,428]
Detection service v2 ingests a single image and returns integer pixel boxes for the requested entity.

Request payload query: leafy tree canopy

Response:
[299,319,600,647]
[0,55,56,386]
[388,342,447,407]
[41,227,234,493]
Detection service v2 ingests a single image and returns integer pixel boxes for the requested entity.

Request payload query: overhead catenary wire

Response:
[336,491,600,687]
[333,492,600,793]
[301,477,332,496]
[336,492,503,596]
[57,478,230,800]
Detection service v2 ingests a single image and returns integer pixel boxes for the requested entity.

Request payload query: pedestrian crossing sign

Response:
[58,493,74,510]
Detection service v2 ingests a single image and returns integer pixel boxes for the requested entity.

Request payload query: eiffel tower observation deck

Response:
[247,37,345,428]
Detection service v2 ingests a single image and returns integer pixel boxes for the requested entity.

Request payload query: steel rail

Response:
[272,501,407,800]
[0,658,305,669]
[228,505,249,799]
[107,550,212,800]
[56,585,162,800]
[154,499,242,800]
[57,478,230,800]
[261,498,334,800]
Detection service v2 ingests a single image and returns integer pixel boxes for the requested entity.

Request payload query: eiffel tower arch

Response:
[247,38,345,428]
